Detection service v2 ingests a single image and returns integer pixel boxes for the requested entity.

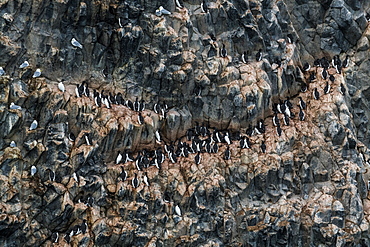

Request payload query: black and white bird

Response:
[84,133,92,146]
[260,141,266,153]
[283,113,290,126]
[324,81,330,94]
[220,43,227,58]
[116,152,123,164]
[240,137,251,149]
[132,173,140,188]
[298,97,306,110]
[29,120,38,130]
[175,0,183,8]
[343,55,349,68]
[0,66,5,76]
[138,112,144,125]
[303,62,310,71]
[143,172,150,186]
[175,205,182,216]
[241,51,247,64]
[329,74,335,82]
[10,141,16,147]
[81,220,88,234]
[58,81,65,92]
[299,108,305,121]
[272,113,280,127]
[75,84,83,97]
[194,152,201,164]
[119,167,127,181]
[276,125,282,137]
[155,130,162,143]
[201,0,208,13]
[68,132,76,142]
[339,83,346,95]
[301,82,308,93]
[224,146,231,160]
[48,169,55,181]
[256,49,262,62]
[321,68,327,80]
[51,232,59,243]
[313,88,320,100]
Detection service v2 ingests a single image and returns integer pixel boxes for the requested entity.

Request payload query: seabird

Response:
[241,51,247,64]
[260,141,266,153]
[201,0,208,13]
[299,108,305,121]
[324,81,330,94]
[303,62,310,71]
[276,125,282,136]
[119,167,127,181]
[224,132,231,145]
[175,205,182,216]
[273,113,280,127]
[321,68,327,80]
[10,141,16,147]
[155,6,171,16]
[81,220,88,234]
[51,232,59,243]
[48,169,55,181]
[32,68,41,78]
[224,146,231,160]
[19,61,29,69]
[140,100,145,111]
[30,120,38,130]
[143,172,150,186]
[343,55,349,68]
[220,43,227,58]
[155,130,162,143]
[138,113,144,125]
[309,72,316,82]
[58,81,65,92]
[169,152,177,163]
[329,74,335,82]
[75,84,83,97]
[64,233,71,244]
[133,97,140,111]
[313,88,320,100]
[0,67,5,76]
[301,82,308,93]
[132,173,140,188]
[339,83,346,95]
[68,132,76,142]
[195,152,201,164]
[256,49,262,62]
[84,133,92,145]
[298,97,306,110]
[116,152,122,164]
[175,0,183,8]
[10,102,22,110]
[31,165,37,176]
[314,59,321,67]
[71,38,83,49]
[72,172,79,183]
[283,113,290,126]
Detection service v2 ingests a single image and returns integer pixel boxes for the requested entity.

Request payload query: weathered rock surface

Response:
[1,0,370,246]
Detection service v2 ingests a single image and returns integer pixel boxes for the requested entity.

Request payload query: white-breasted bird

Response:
[33,68,41,78]
[71,38,83,49]
[58,81,65,92]
[31,165,37,176]
[0,66,5,76]
[175,205,181,216]
[19,61,29,69]
[10,102,22,110]
[155,6,171,16]
[30,120,38,130]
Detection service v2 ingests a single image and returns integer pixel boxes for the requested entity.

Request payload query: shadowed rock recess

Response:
[1,0,370,246]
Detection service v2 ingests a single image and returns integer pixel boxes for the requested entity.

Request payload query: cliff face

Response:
[1,0,370,246]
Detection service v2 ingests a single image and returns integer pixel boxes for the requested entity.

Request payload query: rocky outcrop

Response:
[1,0,370,246]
